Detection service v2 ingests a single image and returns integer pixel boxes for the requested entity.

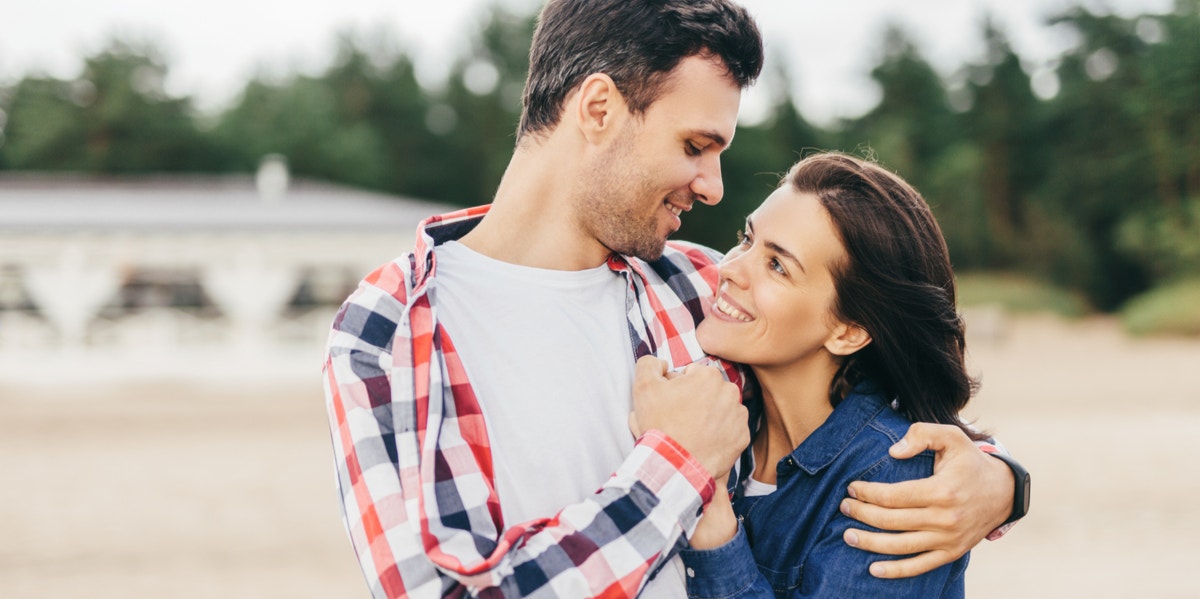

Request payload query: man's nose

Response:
[691,155,724,206]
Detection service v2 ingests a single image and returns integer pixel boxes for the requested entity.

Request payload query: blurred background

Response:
[1,0,1197,597]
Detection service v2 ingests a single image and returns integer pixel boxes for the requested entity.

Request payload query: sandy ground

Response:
[1,314,1198,598]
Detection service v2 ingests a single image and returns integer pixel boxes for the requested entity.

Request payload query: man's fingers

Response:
[846,476,948,512]
[889,422,971,459]
[840,497,949,532]
[842,526,943,557]
[634,355,669,380]
[867,550,956,579]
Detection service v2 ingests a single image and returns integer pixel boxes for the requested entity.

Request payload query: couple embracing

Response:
[323,1,1028,597]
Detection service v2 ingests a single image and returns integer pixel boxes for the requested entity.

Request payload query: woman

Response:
[677,152,983,597]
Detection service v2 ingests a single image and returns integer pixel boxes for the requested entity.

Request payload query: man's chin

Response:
[628,240,668,262]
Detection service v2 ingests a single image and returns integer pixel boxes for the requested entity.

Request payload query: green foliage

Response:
[956,272,1091,318]
[1117,198,1200,280]
[1119,278,1200,336]
[1,40,217,172]
[1,1,1196,313]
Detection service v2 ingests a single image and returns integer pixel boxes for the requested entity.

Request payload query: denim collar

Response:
[785,382,892,476]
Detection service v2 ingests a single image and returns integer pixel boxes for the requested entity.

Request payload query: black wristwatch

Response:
[989,452,1031,524]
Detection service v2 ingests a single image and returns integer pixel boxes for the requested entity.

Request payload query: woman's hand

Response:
[838,423,1015,578]
[689,479,739,550]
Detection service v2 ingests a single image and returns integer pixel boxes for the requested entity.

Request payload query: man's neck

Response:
[458,138,612,271]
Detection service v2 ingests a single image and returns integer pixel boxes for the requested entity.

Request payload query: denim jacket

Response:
[679,385,968,598]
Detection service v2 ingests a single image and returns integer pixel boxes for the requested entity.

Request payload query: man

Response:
[323,1,1022,597]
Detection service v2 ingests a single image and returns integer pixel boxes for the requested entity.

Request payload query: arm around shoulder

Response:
[839,423,1025,579]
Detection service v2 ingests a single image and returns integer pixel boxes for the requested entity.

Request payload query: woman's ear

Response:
[572,72,626,143]
[825,322,872,357]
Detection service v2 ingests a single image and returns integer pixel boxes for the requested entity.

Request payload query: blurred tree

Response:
[433,5,536,204]
[209,38,401,190]
[1113,0,1200,289]
[831,25,997,274]
[2,40,217,172]
[1034,6,1179,308]
[1136,0,1200,207]
[962,18,1045,262]
[0,76,89,169]
[840,25,961,184]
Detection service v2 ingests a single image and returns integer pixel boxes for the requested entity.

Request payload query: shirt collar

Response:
[412,205,489,286]
[787,382,892,475]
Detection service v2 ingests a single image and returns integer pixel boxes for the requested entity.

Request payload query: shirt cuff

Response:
[679,520,759,598]
[634,429,715,504]
[613,429,715,538]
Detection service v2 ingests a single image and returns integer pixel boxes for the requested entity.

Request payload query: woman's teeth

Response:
[715,296,752,322]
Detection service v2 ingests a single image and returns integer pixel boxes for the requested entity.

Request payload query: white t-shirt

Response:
[742,477,777,497]
[432,241,687,597]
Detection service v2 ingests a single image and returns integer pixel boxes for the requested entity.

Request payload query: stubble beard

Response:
[582,178,669,262]
[580,134,671,262]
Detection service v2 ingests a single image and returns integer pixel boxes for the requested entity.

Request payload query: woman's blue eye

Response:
[769,258,785,274]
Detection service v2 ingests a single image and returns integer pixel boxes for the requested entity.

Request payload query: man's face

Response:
[578,55,742,261]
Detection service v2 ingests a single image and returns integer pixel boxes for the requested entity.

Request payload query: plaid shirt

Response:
[324,205,743,598]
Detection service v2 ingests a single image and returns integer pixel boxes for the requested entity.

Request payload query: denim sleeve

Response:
[679,521,774,598]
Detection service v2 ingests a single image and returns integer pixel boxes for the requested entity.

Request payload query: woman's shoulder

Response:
[842,390,934,483]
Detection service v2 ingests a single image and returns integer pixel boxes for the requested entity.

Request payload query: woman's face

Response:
[696,186,850,369]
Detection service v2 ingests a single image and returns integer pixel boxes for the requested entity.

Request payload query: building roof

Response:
[0,173,461,233]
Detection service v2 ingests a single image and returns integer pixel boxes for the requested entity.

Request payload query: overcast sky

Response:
[0,0,1177,126]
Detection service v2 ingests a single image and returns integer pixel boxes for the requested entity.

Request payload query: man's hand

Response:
[839,422,1015,579]
[631,356,748,480]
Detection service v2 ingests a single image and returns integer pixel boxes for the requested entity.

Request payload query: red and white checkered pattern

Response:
[324,206,741,598]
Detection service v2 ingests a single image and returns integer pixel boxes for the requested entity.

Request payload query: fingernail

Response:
[845,530,858,546]
[870,563,886,577]
[891,438,908,453]
[846,486,858,500]
[840,499,850,515]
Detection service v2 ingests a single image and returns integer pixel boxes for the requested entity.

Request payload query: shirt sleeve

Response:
[323,268,716,598]
[679,522,774,598]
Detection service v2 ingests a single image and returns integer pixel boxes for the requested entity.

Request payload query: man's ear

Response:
[825,322,872,357]
[572,73,627,144]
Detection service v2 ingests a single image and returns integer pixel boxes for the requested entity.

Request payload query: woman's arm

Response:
[680,514,775,599]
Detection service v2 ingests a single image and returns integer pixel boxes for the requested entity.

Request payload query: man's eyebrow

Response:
[694,129,730,149]
[747,216,805,272]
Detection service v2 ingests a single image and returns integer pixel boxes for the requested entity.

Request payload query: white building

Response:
[0,167,457,383]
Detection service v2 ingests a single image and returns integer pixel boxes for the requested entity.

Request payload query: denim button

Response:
[686,567,695,578]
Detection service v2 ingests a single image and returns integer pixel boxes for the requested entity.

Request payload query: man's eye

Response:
[685,142,702,156]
